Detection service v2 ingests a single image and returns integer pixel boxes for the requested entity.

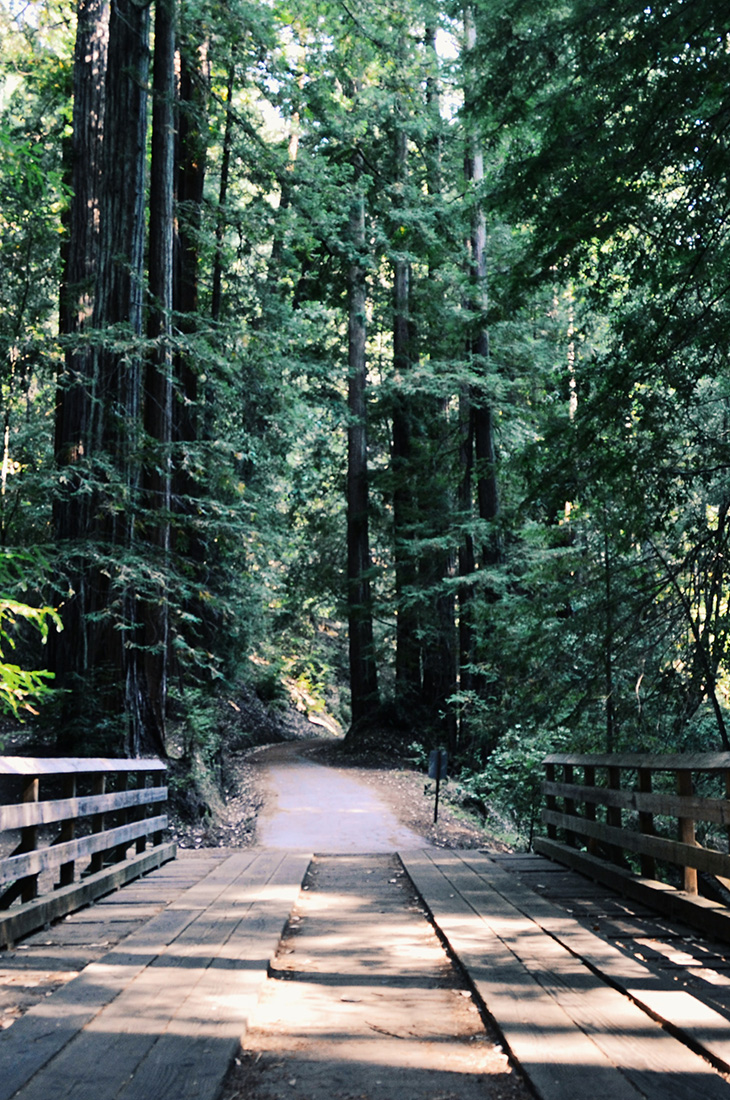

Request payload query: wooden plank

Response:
[677,769,699,894]
[533,837,730,943]
[400,850,646,1100]
[0,852,237,1100]
[542,808,730,878]
[544,781,730,827]
[0,787,167,832]
[0,814,167,884]
[544,752,730,771]
[0,757,166,776]
[114,852,311,1100]
[408,849,730,1100]
[451,850,730,1075]
[7,850,311,1100]
[0,842,176,950]
[19,776,39,903]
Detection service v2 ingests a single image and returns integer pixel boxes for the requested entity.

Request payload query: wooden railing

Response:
[0,756,175,947]
[535,752,730,939]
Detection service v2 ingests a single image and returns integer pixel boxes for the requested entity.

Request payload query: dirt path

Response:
[220,853,531,1100]
[251,742,427,852]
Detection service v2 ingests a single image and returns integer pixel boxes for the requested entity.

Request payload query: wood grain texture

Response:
[0,815,168,884]
[0,849,311,1100]
[0,842,176,950]
[543,752,730,771]
[0,757,166,776]
[542,808,730,877]
[0,786,167,832]
[543,780,730,826]
[401,848,730,1100]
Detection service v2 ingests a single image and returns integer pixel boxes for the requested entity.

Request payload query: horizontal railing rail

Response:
[0,756,175,947]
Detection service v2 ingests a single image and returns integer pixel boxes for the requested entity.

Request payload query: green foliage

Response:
[459,726,568,850]
[0,550,60,720]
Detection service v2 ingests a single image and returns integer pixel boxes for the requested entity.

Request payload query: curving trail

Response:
[250,740,427,852]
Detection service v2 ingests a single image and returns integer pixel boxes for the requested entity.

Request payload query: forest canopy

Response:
[0,0,729,809]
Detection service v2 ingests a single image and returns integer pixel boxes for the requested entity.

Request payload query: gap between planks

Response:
[0,848,311,1100]
[400,848,730,1100]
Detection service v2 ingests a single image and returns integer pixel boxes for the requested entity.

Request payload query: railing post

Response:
[88,773,106,874]
[114,771,130,863]
[19,776,39,902]
[607,764,622,864]
[136,771,149,854]
[545,762,557,840]
[677,768,698,894]
[58,774,76,887]
[584,764,597,854]
[564,764,576,847]
[638,767,656,879]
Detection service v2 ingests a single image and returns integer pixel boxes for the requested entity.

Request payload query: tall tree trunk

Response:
[420,22,457,750]
[464,10,499,561]
[142,0,176,752]
[211,51,234,325]
[171,36,212,682]
[347,170,378,727]
[455,7,500,753]
[457,389,476,748]
[391,121,420,703]
[92,0,150,754]
[51,0,109,742]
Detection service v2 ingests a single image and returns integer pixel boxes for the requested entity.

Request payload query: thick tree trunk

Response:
[468,149,499,561]
[421,24,457,749]
[211,52,234,325]
[51,0,109,733]
[347,183,378,726]
[171,37,213,679]
[142,0,176,751]
[92,0,150,755]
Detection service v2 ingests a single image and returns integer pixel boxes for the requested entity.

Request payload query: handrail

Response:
[539,752,730,895]
[0,756,175,947]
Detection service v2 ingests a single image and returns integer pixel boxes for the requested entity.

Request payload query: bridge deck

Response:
[0,849,310,1100]
[403,848,730,1099]
[2,848,730,1099]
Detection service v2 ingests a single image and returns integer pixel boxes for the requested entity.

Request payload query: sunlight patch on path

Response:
[255,756,426,852]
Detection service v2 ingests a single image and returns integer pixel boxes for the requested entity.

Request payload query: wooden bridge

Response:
[3,754,730,1099]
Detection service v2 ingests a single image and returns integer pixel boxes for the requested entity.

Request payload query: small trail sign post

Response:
[428,749,448,823]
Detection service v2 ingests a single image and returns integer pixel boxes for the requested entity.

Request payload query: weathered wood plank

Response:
[0,787,167,832]
[0,842,176,950]
[542,808,730,878]
[406,849,730,1100]
[401,850,646,1100]
[6,850,310,1100]
[544,780,730,826]
[114,852,311,1100]
[0,757,166,776]
[0,852,239,1100]
[533,837,730,942]
[0,815,168,884]
[543,753,730,771]
[453,850,730,1074]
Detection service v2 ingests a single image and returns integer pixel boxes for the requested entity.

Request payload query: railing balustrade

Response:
[0,756,175,947]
